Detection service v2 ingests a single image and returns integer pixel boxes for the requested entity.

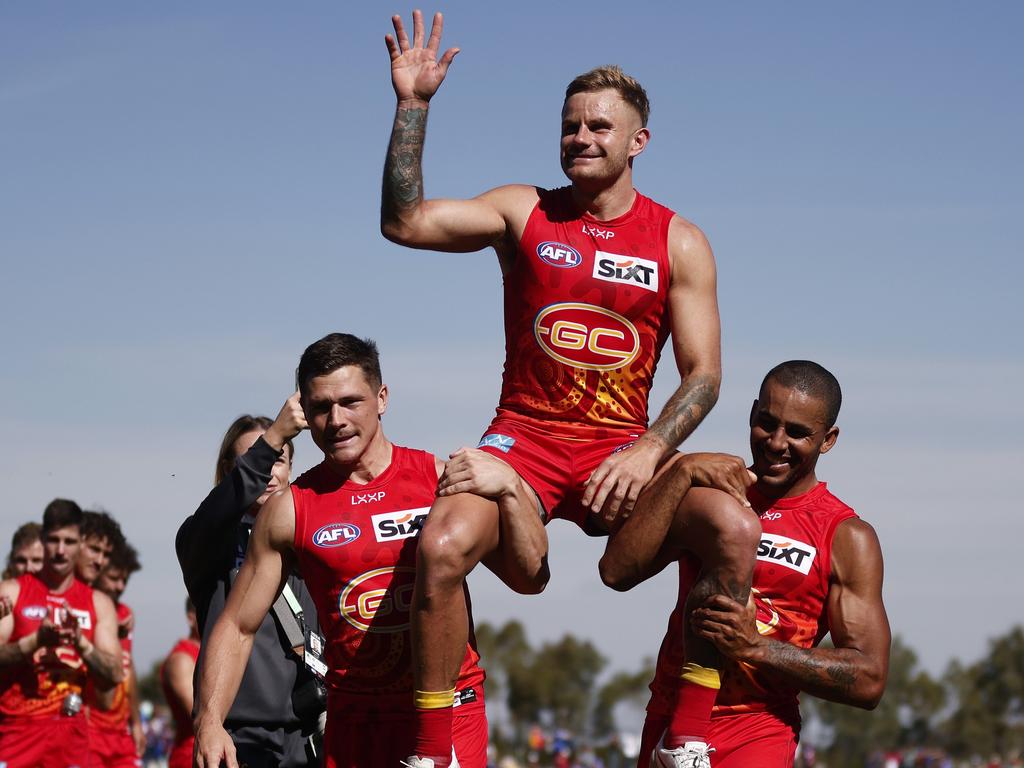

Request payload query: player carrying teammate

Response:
[91,540,146,767]
[0,498,124,768]
[161,598,201,768]
[194,333,516,768]
[380,11,758,767]
[603,361,891,767]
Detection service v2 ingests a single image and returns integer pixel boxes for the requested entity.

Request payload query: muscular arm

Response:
[696,518,890,708]
[80,590,126,691]
[164,651,196,718]
[193,489,296,768]
[583,218,722,521]
[642,218,722,454]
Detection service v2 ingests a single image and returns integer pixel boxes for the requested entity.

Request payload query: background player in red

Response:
[161,598,201,768]
[91,540,146,767]
[603,361,891,767]
[0,498,124,768]
[194,333,531,768]
[3,523,44,580]
[379,11,758,767]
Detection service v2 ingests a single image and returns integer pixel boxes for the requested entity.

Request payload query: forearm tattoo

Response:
[764,641,858,698]
[84,645,123,687]
[648,373,719,449]
[381,107,428,221]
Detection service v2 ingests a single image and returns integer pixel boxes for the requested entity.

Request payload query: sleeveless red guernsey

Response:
[498,186,675,438]
[292,445,485,713]
[88,601,133,729]
[0,573,97,718]
[162,637,200,768]
[648,483,858,722]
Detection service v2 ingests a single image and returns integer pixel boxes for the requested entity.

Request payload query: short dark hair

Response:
[761,360,843,428]
[107,540,141,575]
[565,65,650,127]
[296,333,382,397]
[42,498,83,534]
[81,510,126,550]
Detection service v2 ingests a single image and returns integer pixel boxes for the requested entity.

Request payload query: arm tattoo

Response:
[381,106,428,222]
[83,645,123,688]
[647,373,719,449]
[764,640,858,699]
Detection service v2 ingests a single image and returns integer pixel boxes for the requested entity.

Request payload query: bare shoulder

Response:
[431,454,446,481]
[92,588,117,618]
[478,184,540,226]
[832,518,884,578]
[667,215,714,281]
[256,488,297,550]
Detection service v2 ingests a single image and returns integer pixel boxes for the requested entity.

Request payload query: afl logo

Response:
[339,566,415,634]
[534,302,640,371]
[536,241,582,268]
[22,605,47,620]
[312,522,360,548]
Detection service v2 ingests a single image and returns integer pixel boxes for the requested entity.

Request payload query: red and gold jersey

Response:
[161,636,200,763]
[648,483,858,721]
[292,445,485,712]
[87,601,133,730]
[497,186,675,438]
[0,573,97,718]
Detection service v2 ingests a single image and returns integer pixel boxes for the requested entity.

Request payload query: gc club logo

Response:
[533,303,640,371]
[312,522,361,548]
[339,566,415,633]
[536,241,583,268]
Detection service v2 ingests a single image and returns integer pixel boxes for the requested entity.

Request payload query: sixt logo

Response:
[312,522,361,548]
[339,566,415,633]
[68,608,92,631]
[534,302,640,372]
[371,507,430,543]
[593,252,659,292]
[756,532,817,575]
[352,491,386,505]
[478,433,516,453]
[582,224,615,240]
[536,241,583,268]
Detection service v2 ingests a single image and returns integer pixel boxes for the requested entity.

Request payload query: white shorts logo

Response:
[756,532,817,575]
[593,251,659,292]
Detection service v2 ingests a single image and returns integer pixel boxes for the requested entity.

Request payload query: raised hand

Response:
[385,10,459,105]
[264,391,307,451]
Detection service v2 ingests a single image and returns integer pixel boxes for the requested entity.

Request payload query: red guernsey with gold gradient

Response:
[498,186,674,438]
[0,573,97,718]
[647,483,858,726]
[291,446,485,713]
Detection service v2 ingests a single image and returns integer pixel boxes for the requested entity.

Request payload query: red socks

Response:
[413,689,455,766]
[665,663,721,748]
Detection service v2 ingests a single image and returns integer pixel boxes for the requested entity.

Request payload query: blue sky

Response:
[2,2,1022,685]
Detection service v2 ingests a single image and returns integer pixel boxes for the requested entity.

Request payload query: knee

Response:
[690,490,762,561]
[417,515,477,586]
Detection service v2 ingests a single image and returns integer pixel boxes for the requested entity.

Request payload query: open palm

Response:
[385,10,459,103]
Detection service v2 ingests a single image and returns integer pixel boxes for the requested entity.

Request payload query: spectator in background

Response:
[91,540,145,766]
[176,395,320,767]
[161,598,201,768]
[2,523,43,580]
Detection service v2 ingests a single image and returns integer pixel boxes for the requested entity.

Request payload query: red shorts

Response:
[167,736,194,768]
[323,709,487,768]
[90,723,140,768]
[0,712,89,768]
[477,417,639,530]
[639,710,799,768]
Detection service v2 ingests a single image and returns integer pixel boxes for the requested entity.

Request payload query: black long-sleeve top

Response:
[175,436,319,728]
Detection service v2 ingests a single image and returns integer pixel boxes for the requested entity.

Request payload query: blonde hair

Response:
[565,65,650,126]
